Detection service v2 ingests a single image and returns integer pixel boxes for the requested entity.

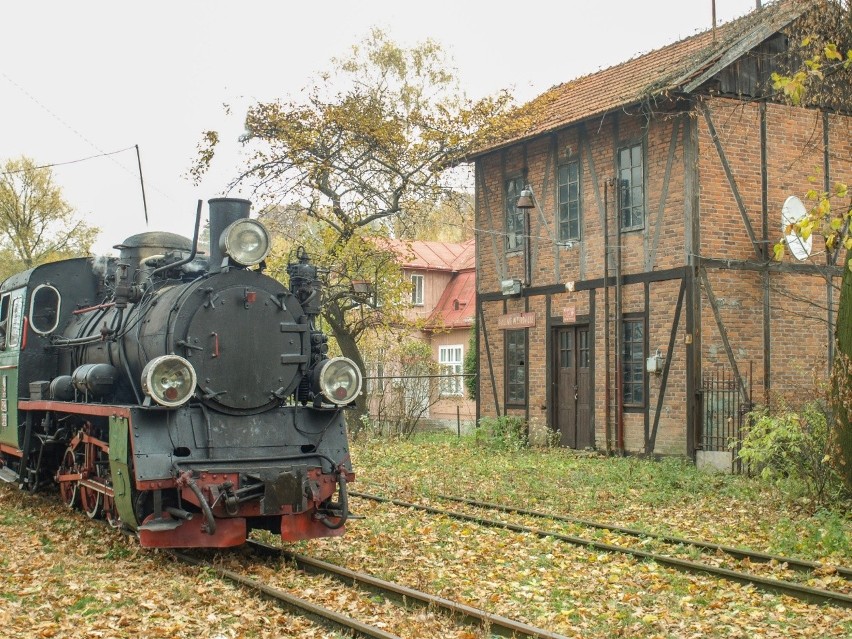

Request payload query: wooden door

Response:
[555,326,592,449]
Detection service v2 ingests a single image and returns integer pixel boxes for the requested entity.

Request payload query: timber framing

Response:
[471,0,851,458]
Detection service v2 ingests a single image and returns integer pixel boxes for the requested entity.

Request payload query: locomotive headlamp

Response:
[313,357,362,406]
[141,355,197,408]
[219,219,270,266]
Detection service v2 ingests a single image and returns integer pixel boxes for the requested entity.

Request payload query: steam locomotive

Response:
[0,198,360,548]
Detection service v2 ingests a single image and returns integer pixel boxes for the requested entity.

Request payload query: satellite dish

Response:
[781,195,812,261]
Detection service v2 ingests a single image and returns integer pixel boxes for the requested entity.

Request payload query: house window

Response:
[505,329,526,405]
[505,176,525,253]
[366,361,384,394]
[411,274,424,306]
[622,318,645,406]
[557,161,580,242]
[439,345,464,396]
[618,143,645,231]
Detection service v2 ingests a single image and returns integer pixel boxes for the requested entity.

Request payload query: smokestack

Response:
[207,198,251,273]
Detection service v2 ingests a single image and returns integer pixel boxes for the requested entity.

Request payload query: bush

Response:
[475,416,528,451]
[464,319,477,400]
[737,402,845,506]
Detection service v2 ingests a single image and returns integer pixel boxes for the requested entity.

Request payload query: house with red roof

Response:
[367,238,476,430]
[469,0,852,464]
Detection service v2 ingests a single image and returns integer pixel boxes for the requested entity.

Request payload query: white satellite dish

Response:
[781,195,812,261]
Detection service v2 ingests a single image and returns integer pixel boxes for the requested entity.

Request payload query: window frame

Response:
[438,344,464,396]
[557,160,581,243]
[504,176,525,253]
[622,314,646,408]
[618,142,645,232]
[410,273,424,306]
[29,284,62,335]
[504,329,527,407]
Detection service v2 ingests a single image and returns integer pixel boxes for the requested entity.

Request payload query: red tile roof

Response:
[426,269,476,330]
[385,238,475,271]
[471,0,807,157]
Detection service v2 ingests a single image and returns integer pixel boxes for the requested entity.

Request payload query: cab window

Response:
[0,294,8,350]
[29,284,61,335]
[8,297,23,348]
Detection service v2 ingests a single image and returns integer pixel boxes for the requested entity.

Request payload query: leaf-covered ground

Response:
[1,434,851,638]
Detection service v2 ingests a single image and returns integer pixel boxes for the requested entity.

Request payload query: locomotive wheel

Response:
[80,485,102,519]
[57,449,79,508]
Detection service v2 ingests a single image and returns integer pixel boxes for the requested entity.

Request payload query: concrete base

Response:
[696,450,734,473]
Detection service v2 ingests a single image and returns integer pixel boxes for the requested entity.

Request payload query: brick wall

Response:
[475,95,851,457]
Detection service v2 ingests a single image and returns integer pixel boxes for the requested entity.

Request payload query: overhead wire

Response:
[0,146,137,176]
[0,70,174,206]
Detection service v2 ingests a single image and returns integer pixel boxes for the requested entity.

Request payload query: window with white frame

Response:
[439,345,464,396]
[411,274,424,306]
[557,161,581,242]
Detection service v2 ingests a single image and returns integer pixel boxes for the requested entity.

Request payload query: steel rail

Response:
[246,539,571,639]
[173,551,402,639]
[350,491,852,609]
[429,491,852,580]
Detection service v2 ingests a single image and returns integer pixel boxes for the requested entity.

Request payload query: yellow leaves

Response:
[824,43,843,61]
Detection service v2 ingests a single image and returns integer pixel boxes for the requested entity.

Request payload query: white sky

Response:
[1,0,763,254]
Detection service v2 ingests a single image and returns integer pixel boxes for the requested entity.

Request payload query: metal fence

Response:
[700,365,752,473]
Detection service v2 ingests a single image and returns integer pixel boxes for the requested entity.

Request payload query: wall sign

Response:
[497,312,536,329]
[562,306,576,323]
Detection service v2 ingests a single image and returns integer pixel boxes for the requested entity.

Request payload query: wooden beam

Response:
[478,266,688,302]
[647,278,686,454]
[479,305,501,417]
[648,117,681,271]
[699,101,763,260]
[699,268,749,402]
[476,163,505,286]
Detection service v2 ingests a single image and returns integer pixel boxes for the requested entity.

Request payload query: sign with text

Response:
[497,312,536,330]
[562,306,576,323]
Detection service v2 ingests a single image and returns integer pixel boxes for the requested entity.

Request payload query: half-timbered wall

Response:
[475,92,851,457]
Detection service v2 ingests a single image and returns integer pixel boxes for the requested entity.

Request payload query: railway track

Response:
[174,541,571,639]
[350,490,852,609]
[430,491,852,581]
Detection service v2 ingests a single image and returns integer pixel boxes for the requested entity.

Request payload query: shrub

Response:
[475,416,528,451]
[737,402,845,506]
[463,319,477,400]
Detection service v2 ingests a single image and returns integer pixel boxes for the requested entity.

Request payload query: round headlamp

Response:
[219,219,270,266]
[141,355,197,408]
[313,357,362,406]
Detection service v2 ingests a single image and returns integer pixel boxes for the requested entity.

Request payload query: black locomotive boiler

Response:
[0,197,360,548]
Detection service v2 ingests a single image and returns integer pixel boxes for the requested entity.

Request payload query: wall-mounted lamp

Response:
[501,278,522,296]
[516,188,535,209]
[646,349,665,375]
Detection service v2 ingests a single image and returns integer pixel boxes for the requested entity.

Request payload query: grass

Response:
[350,431,852,562]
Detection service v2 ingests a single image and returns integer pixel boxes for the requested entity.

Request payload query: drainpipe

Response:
[603,180,612,454]
[615,182,625,454]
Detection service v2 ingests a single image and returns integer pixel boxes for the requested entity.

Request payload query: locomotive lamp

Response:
[141,355,198,407]
[312,356,362,406]
[219,218,270,266]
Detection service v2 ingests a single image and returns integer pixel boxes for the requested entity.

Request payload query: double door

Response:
[555,325,592,449]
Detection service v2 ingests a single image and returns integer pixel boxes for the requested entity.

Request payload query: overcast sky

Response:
[1,0,764,254]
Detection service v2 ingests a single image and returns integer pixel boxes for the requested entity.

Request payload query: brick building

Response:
[470,0,852,462]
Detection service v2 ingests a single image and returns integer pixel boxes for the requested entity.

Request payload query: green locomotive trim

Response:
[109,414,138,530]
[0,288,25,449]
